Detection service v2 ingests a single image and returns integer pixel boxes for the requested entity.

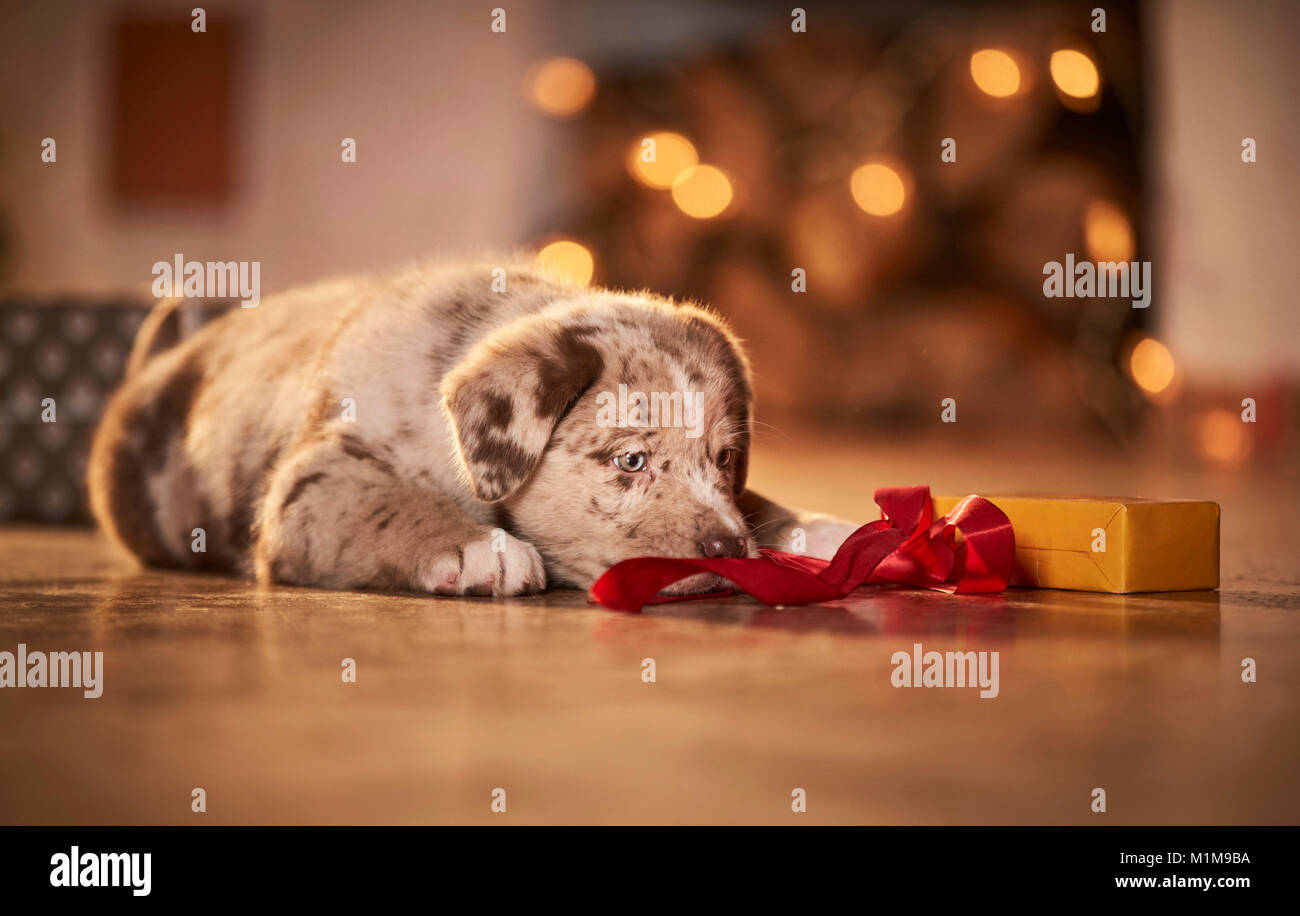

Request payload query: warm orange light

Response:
[970,49,1021,98]
[1085,201,1134,262]
[1050,49,1100,99]
[1198,408,1251,467]
[527,58,597,117]
[850,163,906,216]
[671,165,733,219]
[790,194,869,303]
[535,240,594,285]
[1129,338,1176,395]
[627,131,699,190]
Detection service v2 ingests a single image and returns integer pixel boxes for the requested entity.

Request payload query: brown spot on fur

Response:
[333,533,355,564]
[536,328,604,419]
[282,472,327,514]
[376,511,398,530]
[467,436,538,498]
[340,434,395,474]
[483,392,514,430]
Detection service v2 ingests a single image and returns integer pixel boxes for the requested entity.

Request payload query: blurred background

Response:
[0,0,1297,524]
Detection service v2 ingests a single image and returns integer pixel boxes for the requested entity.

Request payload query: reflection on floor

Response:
[1,429,1296,824]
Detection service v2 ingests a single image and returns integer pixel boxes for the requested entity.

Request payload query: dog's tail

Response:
[125,296,238,378]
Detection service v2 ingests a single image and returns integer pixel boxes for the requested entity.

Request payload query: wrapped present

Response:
[0,299,149,523]
[932,495,1219,593]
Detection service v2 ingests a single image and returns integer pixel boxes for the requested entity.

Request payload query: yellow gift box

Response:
[932,495,1220,593]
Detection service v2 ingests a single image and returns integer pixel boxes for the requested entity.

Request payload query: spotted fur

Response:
[88,259,854,596]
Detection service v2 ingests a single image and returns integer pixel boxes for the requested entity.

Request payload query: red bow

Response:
[589,486,1014,612]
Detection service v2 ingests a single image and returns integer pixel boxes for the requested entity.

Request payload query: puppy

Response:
[88,260,856,596]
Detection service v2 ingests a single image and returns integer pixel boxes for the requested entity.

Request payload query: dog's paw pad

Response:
[422,532,546,597]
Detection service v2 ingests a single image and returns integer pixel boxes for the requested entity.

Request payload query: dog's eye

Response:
[717,448,738,470]
[612,452,648,473]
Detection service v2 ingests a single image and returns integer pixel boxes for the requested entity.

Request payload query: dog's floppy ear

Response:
[441,318,604,502]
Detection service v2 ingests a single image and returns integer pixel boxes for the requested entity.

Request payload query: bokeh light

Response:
[627,131,699,190]
[1198,408,1251,467]
[1050,49,1100,99]
[535,240,594,284]
[969,49,1021,98]
[527,58,597,118]
[790,193,871,305]
[671,164,733,219]
[850,163,906,216]
[1129,337,1176,395]
[1084,201,1135,262]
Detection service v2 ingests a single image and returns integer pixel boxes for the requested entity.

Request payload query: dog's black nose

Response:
[698,535,747,558]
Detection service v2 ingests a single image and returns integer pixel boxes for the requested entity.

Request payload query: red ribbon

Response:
[588,486,1014,612]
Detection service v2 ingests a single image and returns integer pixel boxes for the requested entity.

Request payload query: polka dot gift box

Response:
[0,299,147,523]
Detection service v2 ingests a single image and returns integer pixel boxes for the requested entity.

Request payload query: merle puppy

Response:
[89,261,855,596]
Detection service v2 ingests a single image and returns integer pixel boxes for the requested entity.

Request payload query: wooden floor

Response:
[1,429,1297,824]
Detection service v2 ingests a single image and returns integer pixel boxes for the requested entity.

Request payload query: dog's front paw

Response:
[794,517,860,560]
[421,531,547,596]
